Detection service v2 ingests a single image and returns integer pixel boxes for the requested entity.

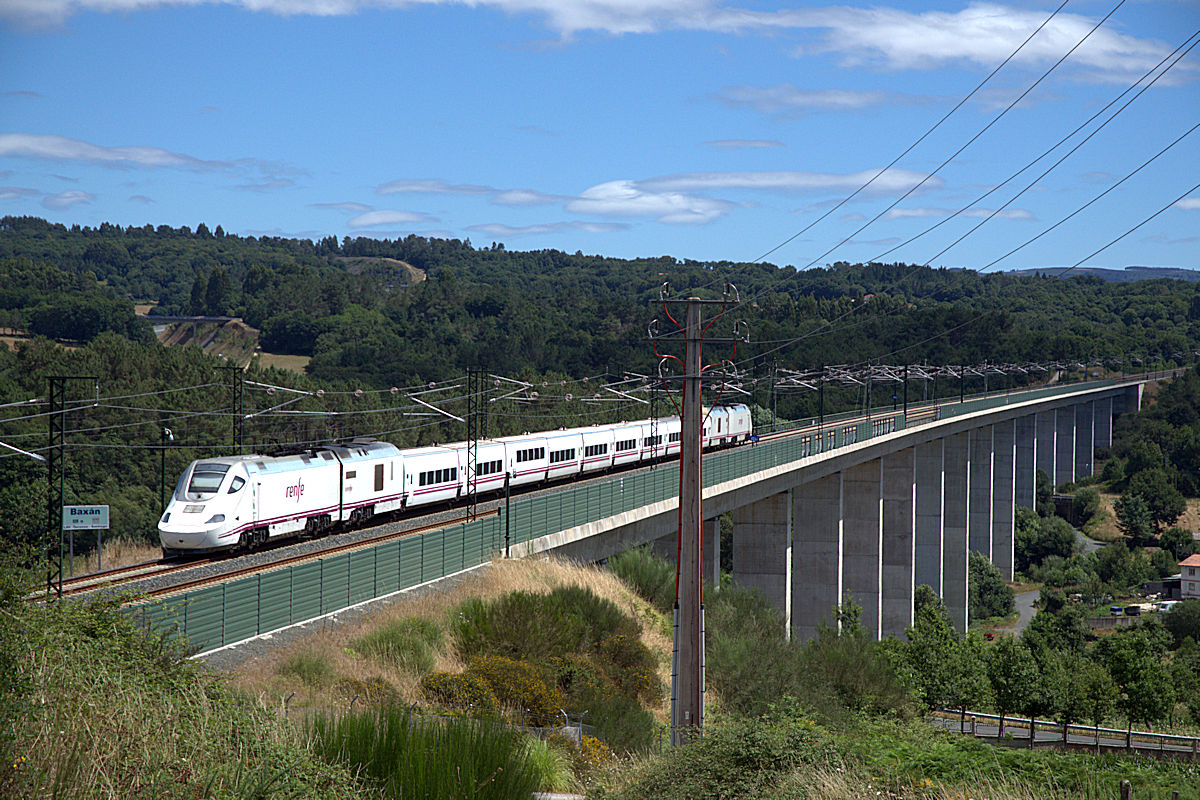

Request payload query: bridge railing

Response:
[934,709,1200,757]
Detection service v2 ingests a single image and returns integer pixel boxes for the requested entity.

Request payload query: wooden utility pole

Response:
[674,298,704,744]
[651,289,744,746]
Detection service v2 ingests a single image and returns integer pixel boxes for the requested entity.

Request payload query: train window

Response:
[375,464,384,491]
[644,435,661,447]
[228,476,245,493]
[187,463,229,497]
[668,433,680,443]
[345,471,356,479]
[450,468,457,481]
[615,439,635,452]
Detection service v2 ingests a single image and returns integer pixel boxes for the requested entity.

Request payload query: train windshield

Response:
[181,463,230,500]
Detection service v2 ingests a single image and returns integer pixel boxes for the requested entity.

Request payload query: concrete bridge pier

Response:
[731,492,793,631]
[1015,414,1036,511]
[1035,410,1055,487]
[1095,397,1113,450]
[968,426,993,560]
[992,420,1015,580]
[881,449,916,639]
[792,474,842,641]
[914,440,944,595]
[1054,407,1076,487]
[942,431,970,632]
[1075,401,1095,478]
[842,460,883,638]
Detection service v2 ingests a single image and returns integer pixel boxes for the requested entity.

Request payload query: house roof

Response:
[1180,554,1200,567]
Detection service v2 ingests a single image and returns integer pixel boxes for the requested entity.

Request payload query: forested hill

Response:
[3,215,1200,390]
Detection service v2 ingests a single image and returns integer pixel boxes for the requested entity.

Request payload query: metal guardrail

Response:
[128,375,1154,654]
[934,709,1200,757]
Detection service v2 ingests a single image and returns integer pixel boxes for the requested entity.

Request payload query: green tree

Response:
[204,266,229,316]
[986,635,1039,740]
[1159,527,1199,560]
[1163,600,1200,649]
[188,272,205,315]
[969,551,1014,622]
[1114,493,1155,545]
[1094,626,1175,741]
[1127,470,1186,530]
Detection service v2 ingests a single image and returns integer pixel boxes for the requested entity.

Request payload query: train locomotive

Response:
[158,404,752,556]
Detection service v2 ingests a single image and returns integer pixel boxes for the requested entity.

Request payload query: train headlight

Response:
[205,514,226,524]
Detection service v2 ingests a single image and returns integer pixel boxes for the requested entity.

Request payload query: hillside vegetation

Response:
[6,550,1200,799]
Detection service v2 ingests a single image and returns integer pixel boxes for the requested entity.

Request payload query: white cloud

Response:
[467,221,627,236]
[712,85,911,114]
[376,178,493,196]
[640,168,941,196]
[962,207,1034,221]
[493,188,561,206]
[0,133,229,169]
[883,206,1034,221]
[752,3,1180,83]
[347,209,437,228]
[235,178,296,192]
[565,180,732,224]
[311,201,373,212]
[128,194,153,203]
[0,185,38,199]
[704,139,783,149]
[1,0,1184,87]
[1175,198,1200,212]
[42,190,94,209]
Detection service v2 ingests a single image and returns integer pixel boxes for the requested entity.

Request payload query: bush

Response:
[467,656,564,726]
[353,617,441,673]
[335,675,401,707]
[449,585,639,663]
[602,703,838,800]
[278,650,335,687]
[608,546,676,612]
[420,671,499,717]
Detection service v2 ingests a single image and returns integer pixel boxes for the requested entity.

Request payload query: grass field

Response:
[254,351,311,373]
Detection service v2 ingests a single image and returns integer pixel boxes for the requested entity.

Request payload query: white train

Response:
[158,404,753,555]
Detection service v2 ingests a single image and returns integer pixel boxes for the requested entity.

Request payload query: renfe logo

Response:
[285,478,305,502]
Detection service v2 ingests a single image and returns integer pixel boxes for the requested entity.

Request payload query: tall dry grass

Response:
[230,556,672,719]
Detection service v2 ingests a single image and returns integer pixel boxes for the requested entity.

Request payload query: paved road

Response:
[1076,530,1105,554]
[1012,590,1039,634]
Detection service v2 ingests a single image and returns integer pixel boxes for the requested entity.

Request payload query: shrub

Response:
[467,656,564,726]
[277,650,335,687]
[353,617,441,673]
[420,671,499,717]
[608,547,675,612]
[598,633,661,703]
[449,585,639,663]
[335,675,401,707]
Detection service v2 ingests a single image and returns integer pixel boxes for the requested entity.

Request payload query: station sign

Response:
[62,505,110,530]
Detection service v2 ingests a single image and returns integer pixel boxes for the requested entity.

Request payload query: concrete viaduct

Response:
[511,380,1147,641]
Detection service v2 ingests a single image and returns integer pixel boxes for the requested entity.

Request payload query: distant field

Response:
[255,352,310,373]
[0,332,77,351]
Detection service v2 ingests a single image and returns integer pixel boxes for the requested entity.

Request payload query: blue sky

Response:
[1,0,1197,271]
